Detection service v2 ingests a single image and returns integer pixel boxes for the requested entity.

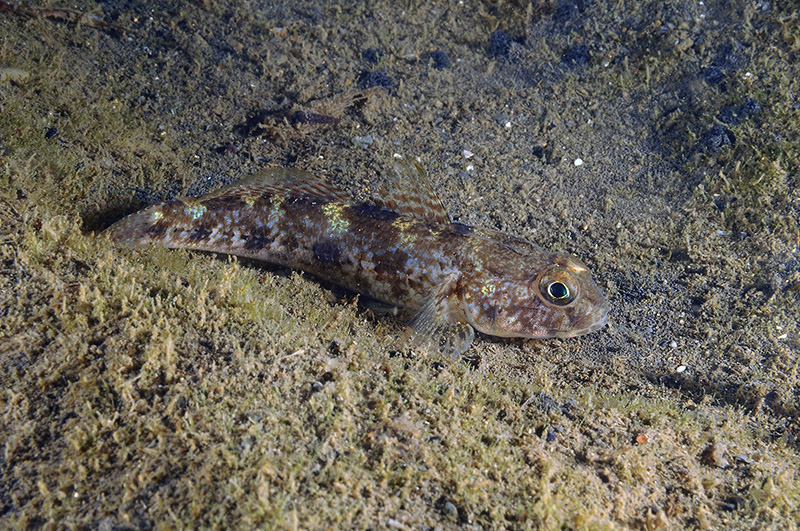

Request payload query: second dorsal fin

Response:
[370,159,450,224]
[203,168,352,203]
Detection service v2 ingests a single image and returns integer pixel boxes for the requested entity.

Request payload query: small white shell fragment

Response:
[463,149,474,159]
[676,365,687,373]
[574,158,584,166]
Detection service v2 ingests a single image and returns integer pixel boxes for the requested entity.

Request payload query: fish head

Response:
[461,253,608,339]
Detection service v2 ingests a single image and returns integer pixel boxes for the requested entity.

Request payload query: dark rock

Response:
[357,69,395,90]
[488,30,512,58]
[429,49,449,70]
[561,44,590,67]
[701,125,734,152]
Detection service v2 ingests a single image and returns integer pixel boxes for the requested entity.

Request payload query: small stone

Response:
[354,135,373,149]
[443,501,458,520]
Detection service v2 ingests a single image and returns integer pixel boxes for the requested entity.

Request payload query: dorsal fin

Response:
[203,168,351,203]
[370,159,450,224]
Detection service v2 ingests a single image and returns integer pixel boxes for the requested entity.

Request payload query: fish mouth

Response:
[541,302,608,338]
[562,306,609,338]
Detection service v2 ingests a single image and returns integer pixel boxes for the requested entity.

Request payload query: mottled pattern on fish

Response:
[106,160,608,354]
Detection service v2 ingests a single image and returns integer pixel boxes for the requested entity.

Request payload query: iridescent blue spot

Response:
[186,204,207,220]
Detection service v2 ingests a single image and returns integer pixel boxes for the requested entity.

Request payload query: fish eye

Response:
[547,281,570,300]
[539,274,576,306]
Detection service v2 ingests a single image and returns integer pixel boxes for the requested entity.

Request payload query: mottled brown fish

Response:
[106,160,608,354]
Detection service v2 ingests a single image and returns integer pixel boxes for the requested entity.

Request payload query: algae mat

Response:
[1,0,798,528]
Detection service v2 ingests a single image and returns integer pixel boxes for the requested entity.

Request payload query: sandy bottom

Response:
[1,0,798,528]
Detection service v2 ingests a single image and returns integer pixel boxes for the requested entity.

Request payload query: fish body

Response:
[107,161,608,353]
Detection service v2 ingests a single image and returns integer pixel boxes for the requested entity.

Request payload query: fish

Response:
[105,159,608,355]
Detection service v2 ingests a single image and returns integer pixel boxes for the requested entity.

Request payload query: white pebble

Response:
[574,158,583,166]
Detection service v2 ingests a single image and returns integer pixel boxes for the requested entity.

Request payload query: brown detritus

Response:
[248,87,383,144]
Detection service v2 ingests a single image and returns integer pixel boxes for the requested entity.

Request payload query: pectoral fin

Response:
[406,274,474,357]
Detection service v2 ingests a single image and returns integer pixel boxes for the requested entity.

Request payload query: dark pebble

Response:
[429,49,449,70]
[45,127,59,139]
[357,69,395,90]
[701,124,734,152]
[488,30,512,58]
[328,341,341,356]
[721,496,745,511]
[362,47,383,63]
[561,44,590,67]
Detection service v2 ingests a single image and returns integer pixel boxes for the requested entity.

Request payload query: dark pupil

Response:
[548,282,569,300]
